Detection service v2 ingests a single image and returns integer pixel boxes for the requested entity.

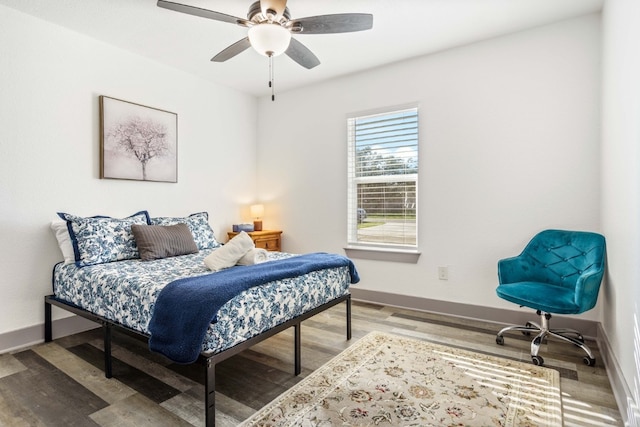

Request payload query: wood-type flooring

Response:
[0,301,623,426]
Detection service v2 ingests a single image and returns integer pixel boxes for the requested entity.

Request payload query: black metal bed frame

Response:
[44,293,351,427]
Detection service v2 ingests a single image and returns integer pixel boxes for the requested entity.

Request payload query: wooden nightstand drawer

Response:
[227,230,282,252]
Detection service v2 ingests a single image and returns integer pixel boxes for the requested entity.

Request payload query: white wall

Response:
[601,0,640,422]
[257,14,602,316]
[0,6,257,336]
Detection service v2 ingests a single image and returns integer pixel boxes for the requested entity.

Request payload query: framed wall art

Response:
[100,96,178,182]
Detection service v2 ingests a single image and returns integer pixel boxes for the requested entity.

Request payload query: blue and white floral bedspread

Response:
[52,250,351,354]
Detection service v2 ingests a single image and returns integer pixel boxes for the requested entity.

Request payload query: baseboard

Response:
[0,315,98,354]
[0,290,603,348]
[350,288,599,337]
[597,323,638,427]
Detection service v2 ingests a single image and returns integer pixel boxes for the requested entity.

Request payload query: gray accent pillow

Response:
[132,223,199,261]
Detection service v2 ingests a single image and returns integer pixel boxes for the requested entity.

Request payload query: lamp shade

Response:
[250,204,265,219]
[248,23,291,57]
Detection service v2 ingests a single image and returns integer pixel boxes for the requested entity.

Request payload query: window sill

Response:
[344,246,421,263]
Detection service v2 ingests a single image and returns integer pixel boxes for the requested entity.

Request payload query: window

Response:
[347,106,418,250]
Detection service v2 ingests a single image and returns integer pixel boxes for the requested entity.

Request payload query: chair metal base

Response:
[496,310,596,367]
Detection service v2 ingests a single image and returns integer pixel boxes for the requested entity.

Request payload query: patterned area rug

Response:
[241,331,562,426]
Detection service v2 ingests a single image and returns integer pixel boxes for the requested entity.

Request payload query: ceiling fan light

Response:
[248,23,291,57]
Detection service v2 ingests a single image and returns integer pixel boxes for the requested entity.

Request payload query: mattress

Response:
[52,250,351,354]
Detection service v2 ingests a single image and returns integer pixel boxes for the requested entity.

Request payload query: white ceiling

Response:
[1,0,603,98]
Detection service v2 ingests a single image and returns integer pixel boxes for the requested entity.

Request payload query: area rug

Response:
[240,331,562,427]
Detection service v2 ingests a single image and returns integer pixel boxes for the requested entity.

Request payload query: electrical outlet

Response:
[438,266,448,280]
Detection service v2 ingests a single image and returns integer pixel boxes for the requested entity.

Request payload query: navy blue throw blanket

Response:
[148,252,359,364]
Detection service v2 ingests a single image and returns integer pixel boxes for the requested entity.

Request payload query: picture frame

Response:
[100,96,178,183]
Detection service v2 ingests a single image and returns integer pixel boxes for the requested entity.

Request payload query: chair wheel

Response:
[521,330,532,336]
[532,355,544,366]
[583,356,596,366]
[496,335,504,345]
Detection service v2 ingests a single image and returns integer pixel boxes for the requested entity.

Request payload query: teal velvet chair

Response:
[495,229,606,366]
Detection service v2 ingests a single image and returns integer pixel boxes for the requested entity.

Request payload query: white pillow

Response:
[50,220,75,265]
[204,231,254,272]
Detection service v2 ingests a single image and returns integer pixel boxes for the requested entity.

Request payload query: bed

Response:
[44,211,357,426]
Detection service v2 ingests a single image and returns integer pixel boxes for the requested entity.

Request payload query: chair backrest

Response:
[518,229,606,290]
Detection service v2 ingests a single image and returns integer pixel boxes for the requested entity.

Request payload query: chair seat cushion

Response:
[496,282,580,314]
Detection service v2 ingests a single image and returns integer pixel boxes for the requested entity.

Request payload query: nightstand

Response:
[227,230,282,252]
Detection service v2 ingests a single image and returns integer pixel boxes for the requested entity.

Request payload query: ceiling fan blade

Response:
[157,0,251,27]
[260,0,287,19]
[211,37,252,62]
[285,38,320,69]
[290,14,373,34]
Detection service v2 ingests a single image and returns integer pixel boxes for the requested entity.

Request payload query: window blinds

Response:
[347,107,418,247]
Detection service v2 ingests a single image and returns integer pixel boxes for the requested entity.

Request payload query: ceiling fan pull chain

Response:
[269,53,276,101]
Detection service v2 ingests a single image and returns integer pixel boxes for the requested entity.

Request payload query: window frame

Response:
[345,104,421,262]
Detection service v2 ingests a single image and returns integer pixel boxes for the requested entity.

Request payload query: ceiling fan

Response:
[157,0,373,99]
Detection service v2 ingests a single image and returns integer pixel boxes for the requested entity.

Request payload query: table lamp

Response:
[250,204,264,231]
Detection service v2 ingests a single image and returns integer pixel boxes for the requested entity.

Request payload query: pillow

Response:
[132,223,198,261]
[57,210,151,267]
[150,212,221,250]
[204,231,254,272]
[50,220,75,265]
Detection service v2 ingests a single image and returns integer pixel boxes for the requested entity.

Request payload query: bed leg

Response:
[103,323,113,378]
[205,359,216,427]
[346,295,352,341]
[294,323,301,376]
[44,298,52,342]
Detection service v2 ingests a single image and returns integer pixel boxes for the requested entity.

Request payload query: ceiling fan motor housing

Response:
[248,1,291,23]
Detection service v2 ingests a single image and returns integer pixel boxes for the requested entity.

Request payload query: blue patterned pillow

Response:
[57,211,151,267]
[150,212,221,250]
